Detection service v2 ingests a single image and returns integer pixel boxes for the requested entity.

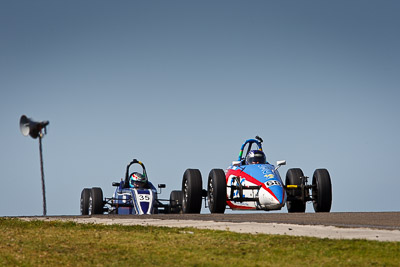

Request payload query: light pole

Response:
[19,115,49,216]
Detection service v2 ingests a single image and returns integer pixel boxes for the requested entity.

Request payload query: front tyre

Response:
[169,190,183,214]
[89,187,104,215]
[80,188,91,215]
[207,169,226,214]
[286,168,306,213]
[312,169,332,212]
[182,169,203,213]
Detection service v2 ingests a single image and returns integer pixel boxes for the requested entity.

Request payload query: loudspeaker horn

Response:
[19,115,49,139]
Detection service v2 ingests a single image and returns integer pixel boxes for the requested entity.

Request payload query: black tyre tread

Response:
[312,169,332,212]
[182,169,203,213]
[169,190,183,214]
[286,168,306,213]
[80,188,91,215]
[207,169,227,214]
[90,187,104,215]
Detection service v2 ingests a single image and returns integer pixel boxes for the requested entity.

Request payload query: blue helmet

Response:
[246,150,266,164]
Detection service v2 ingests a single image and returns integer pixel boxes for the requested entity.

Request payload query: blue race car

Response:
[180,136,332,213]
[80,159,182,215]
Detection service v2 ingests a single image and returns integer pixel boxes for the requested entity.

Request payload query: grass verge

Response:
[1,218,399,266]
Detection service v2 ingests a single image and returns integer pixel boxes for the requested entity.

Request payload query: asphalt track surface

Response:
[17,212,400,242]
[112,212,400,230]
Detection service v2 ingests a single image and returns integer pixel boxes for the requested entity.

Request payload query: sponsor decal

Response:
[257,164,275,176]
[230,177,246,198]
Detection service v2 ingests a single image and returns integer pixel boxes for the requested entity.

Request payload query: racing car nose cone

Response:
[259,185,285,210]
[269,186,284,204]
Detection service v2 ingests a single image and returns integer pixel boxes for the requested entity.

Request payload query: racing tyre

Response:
[169,190,183,214]
[182,169,203,213]
[312,169,332,212]
[89,187,104,215]
[286,168,306,213]
[80,188,91,215]
[207,169,226,214]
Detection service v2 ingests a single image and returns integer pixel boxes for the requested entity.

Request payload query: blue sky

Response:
[1,1,399,216]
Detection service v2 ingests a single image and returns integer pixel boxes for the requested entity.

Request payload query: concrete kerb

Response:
[19,217,400,242]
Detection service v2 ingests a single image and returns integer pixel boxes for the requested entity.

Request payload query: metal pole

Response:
[38,134,47,216]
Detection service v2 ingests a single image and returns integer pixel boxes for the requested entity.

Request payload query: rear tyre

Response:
[182,169,203,213]
[207,169,226,213]
[312,169,332,212]
[89,187,104,215]
[286,168,306,213]
[80,188,91,215]
[169,190,183,214]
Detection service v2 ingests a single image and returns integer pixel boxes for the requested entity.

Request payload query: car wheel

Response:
[90,187,104,215]
[207,169,226,214]
[286,168,306,213]
[80,188,91,215]
[169,190,183,214]
[182,169,203,213]
[312,169,332,212]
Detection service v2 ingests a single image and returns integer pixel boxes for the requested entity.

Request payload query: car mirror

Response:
[275,160,286,171]
[157,184,166,194]
[112,182,120,187]
[232,161,241,166]
[276,160,286,166]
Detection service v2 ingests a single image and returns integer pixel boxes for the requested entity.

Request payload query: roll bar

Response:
[124,159,147,186]
[238,136,263,161]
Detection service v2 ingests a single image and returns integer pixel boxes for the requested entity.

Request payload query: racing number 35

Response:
[138,195,150,201]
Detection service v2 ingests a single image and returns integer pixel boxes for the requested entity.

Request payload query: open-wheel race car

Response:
[80,159,182,215]
[178,136,332,214]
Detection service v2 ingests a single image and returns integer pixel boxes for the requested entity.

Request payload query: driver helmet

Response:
[246,150,266,164]
[129,172,148,188]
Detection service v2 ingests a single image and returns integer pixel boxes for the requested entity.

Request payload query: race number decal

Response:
[138,194,150,201]
[265,180,281,187]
